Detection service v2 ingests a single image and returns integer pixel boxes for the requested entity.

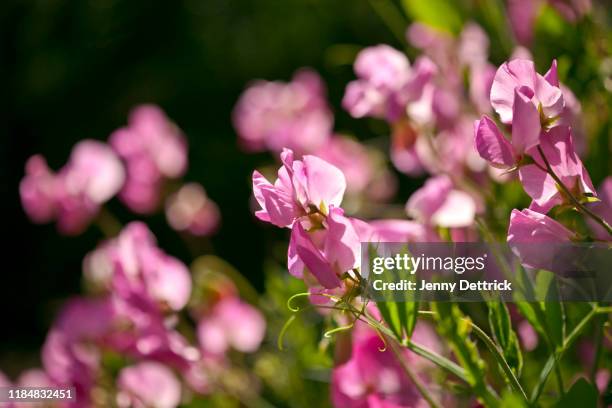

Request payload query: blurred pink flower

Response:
[518,126,595,213]
[406,176,476,228]
[343,45,435,122]
[116,361,181,408]
[20,140,125,235]
[587,177,612,240]
[165,183,221,236]
[233,69,332,154]
[507,0,540,45]
[109,105,188,213]
[315,136,374,194]
[41,297,116,406]
[252,149,346,228]
[332,322,441,408]
[353,219,438,243]
[197,297,266,355]
[84,222,192,312]
[518,321,539,351]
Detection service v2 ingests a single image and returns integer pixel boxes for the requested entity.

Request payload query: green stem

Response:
[537,146,612,236]
[530,305,609,403]
[389,339,442,408]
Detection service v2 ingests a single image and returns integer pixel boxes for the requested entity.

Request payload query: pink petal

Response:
[301,155,346,209]
[544,59,559,87]
[324,207,360,274]
[511,87,541,154]
[490,59,537,124]
[290,223,341,289]
[474,116,516,167]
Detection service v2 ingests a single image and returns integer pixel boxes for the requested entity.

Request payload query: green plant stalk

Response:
[530,306,610,403]
[418,310,528,403]
[537,145,612,236]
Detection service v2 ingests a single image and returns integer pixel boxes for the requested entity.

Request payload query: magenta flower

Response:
[116,361,181,408]
[405,176,477,228]
[233,69,333,154]
[252,149,346,228]
[332,322,441,408]
[196,297,266,355]
[165,183,221,236]
[20,140,125,235]
[343,45,435,122]
[109,105,188,214]
[84,222,192,312]
[507,209,575,269]
[41,297,116,406]
[518,126,595,213]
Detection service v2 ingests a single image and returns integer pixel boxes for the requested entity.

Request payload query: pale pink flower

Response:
[197,297,266,355]
[110,105,188,213]
[20,140,125,235]
[406,176,476,228]
[491,59,564,129]
[314,136,374,194]
[116,362,181,408]
[165,183,221,236]
[343,45,435,122]
[288,206,360,289]
[518,126,595,213]
[233,69,332,154]
[252,149,346,228]
[518,321,539,351]
[507,209,575,269]
[507,0,540,45]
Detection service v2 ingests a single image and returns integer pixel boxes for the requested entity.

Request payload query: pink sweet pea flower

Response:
[83,222,192,312]
[109,105,188,214]
[518,126,595,213]
[252,149,346,228]
[196,297,266,355]
[343,45,435,122]
[116,362,181,408]
[20,140,125,235]
[165,183,221,236]
[507,0,540,45]
[233,69,333,154]
[406,176,476,228]
[490,59,564,129]
[41,297,116,406]
[314,136,374,194]
[332,322,441,408]
[288,206,360,289]
[507,209,575,269]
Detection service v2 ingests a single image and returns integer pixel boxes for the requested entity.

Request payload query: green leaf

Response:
[536,271,565,347]
[488,302,523,376]
[400,0,462,34]
[555,378,598,408]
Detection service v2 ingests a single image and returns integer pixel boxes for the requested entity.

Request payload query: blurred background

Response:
[2,0,610,378]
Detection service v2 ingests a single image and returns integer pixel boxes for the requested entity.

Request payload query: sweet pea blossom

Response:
[405,176,477,228]
[83,222,192,312]
[507,208,575,269]
[332,321,442,408]
[165,183,221,236]
[233,69,333,154]
[490,59,564,129]
[20,140,125,235]
[252,149,346,228]
[109,105,188,213]
[518,126,595,213]
[196,297,266,355]
[343,45,435,122]
[116,361,182,408]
